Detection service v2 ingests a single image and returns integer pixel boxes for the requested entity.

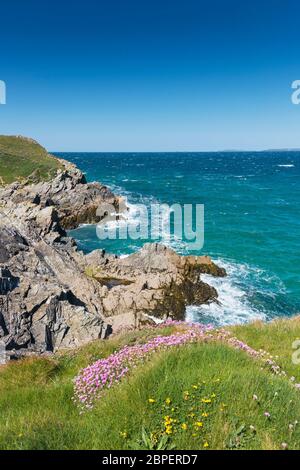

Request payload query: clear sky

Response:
[1,0,300,151]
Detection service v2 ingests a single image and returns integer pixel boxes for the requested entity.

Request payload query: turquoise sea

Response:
[55,152,300,326]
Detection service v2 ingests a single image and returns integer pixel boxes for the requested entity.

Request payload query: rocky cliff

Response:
[0,138,226,358]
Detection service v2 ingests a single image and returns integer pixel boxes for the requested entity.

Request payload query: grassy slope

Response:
[1,320,300,450]
[0,135,62,185]
[231,317,300,381]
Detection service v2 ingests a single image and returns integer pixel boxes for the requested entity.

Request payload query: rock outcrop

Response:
[0,144,226,358]
[0,158,118,229]
[85,244,225,331]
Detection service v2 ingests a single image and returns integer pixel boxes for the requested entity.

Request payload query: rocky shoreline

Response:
[0,149,226,359]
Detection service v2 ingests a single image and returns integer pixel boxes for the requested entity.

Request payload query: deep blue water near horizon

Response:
[55,151,300,326]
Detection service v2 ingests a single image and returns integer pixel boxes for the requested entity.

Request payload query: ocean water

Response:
[55,152,300,326]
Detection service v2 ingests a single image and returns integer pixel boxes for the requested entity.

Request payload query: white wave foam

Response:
[97,201,142,233]
[277,164,295,168]
[96,194,189,253]
[144,313,164,324]
[186,259,270,326]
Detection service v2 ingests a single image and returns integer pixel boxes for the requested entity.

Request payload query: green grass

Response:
[232,316,300,381]
[1,320,300,450]
[0,135,62,185]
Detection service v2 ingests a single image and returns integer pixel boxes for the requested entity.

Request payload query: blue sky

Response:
[1,0,300,151]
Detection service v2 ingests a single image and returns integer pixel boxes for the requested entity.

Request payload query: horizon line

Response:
[51,148,300,154]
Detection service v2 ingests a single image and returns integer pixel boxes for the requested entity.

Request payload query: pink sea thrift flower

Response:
[72,320,293,411]
[73,322,213,410]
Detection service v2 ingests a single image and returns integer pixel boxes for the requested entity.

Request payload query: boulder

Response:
[85,243,226,328]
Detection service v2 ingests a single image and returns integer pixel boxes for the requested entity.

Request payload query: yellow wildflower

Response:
[203,441,209,448]
[181,423,188,430]
[165,426,173,435]
[192,385,198,390]
[164,415,174,427]
[201,398,212,404]
[202,412,209,418]
[165,397,172,405]
[195,421,203,428]
[148,398,156,404]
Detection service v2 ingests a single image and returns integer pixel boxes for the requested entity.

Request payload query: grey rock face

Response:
[85,243,226,331]
[0,160,115,355]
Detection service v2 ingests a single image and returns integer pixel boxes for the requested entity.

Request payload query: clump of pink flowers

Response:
[73,322,212,410]
[73,320,294,411]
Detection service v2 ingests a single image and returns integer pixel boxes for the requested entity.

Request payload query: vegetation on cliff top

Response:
[0,135,62,185]
[1,317,300,450]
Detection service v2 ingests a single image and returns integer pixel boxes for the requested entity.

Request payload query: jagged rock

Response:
[0,227,29,263]
[0,159,120,230]
[85,243,226,329]
[0,159,116,355]
[0,224,113,353]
